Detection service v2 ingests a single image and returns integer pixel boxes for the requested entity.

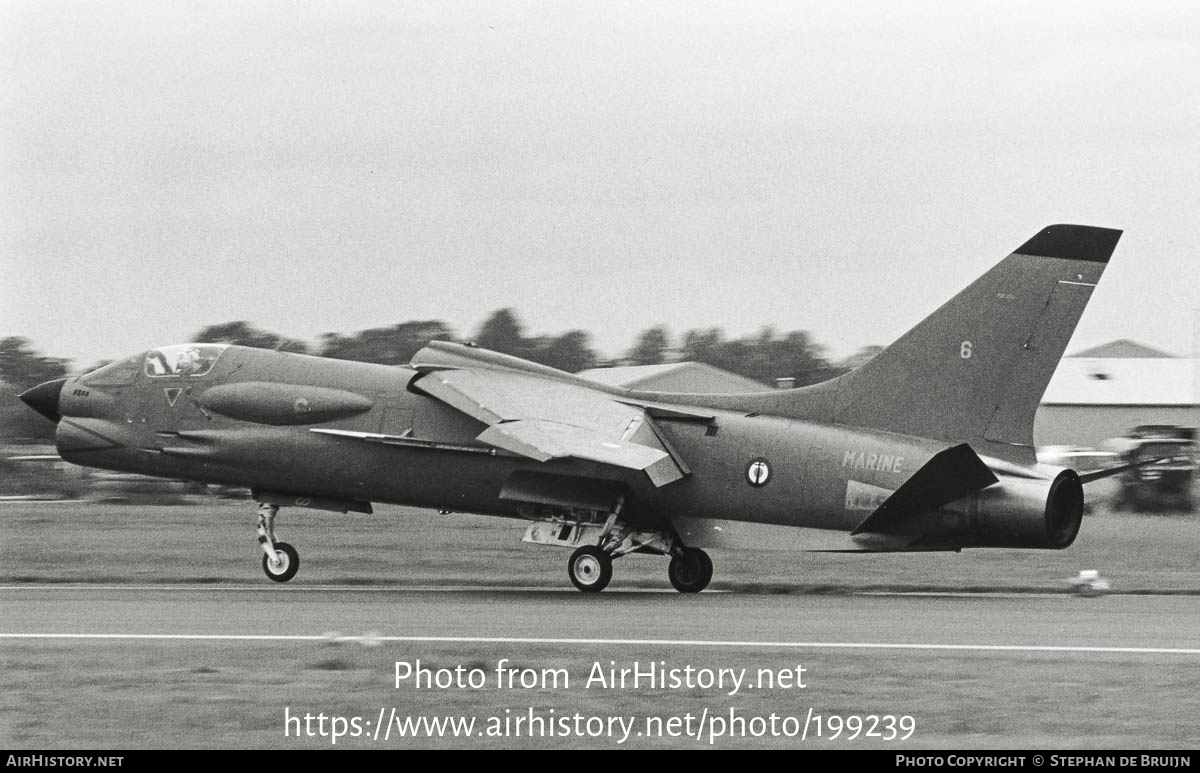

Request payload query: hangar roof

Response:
[1042,342,1196,406]
[1068,339,1177,359]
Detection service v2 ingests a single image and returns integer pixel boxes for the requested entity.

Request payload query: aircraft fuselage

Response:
[46,343,1073,556]
[58,346,936,525]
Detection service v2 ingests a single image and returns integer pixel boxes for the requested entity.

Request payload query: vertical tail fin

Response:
[825,224,1121,461]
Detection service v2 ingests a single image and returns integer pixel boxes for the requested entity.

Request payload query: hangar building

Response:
[1034,340,1197,449]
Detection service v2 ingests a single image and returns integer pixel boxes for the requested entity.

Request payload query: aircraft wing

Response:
[411,366,689,487]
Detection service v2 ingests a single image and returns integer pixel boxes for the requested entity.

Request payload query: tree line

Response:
[1,312,881,439]
[188,310,876,387]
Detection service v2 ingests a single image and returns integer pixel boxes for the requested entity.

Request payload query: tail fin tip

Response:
[1016,224,1122,263]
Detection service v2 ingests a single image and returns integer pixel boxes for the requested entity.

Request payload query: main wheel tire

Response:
[668,547,713,593]
[263,541,299,583]
[568,546,612,593]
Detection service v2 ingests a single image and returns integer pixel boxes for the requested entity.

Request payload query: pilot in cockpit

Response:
[175,347,203,376]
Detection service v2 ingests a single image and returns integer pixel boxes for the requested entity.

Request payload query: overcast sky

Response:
[3,0,1198,370]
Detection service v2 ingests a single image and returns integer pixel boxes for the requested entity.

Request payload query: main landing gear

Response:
[567,546,613,592]
[667,547,713,594]
[565,543,712,593]
[256,503,299,583]
[528,515,713,593]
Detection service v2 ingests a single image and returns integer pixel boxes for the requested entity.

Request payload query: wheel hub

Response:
[574,555,601,584]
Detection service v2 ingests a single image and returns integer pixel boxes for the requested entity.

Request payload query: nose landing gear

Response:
[256,503,299,583]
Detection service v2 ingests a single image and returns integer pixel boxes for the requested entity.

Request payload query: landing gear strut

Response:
[521,500,715,593]
[256,503,299,583]
[668,547,713,593]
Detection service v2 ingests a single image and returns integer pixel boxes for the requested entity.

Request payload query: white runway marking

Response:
[3,632,1200,655]
[0,584,1096,598]
[0,584,695,594]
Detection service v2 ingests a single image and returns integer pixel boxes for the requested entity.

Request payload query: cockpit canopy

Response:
[144,344,228,378]
[80,344,229,386]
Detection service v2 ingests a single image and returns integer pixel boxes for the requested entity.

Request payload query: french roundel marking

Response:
[746,458,771,487]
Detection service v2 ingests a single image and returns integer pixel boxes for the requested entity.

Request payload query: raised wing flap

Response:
[479,420,683,486]
[412,365,688,486]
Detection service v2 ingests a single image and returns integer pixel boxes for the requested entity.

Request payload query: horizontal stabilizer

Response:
[852,444,999,535]
[1077,456,1173,484]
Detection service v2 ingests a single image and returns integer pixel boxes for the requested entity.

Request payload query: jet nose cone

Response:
[18,378,67,424]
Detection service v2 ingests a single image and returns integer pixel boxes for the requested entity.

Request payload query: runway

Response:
[5,584,1200,652]
[6,499,1200,748]
[6,584,1200,749]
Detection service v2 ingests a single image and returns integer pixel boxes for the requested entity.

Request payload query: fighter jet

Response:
[20,224,1124,592]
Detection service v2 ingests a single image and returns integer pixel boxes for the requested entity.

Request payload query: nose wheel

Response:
[256,502,300,583]
[263,542,299,582]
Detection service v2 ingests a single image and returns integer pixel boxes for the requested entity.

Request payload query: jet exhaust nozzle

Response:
[896,469,1085,551]
[18,378,67,424]
[952,469,1085,550]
